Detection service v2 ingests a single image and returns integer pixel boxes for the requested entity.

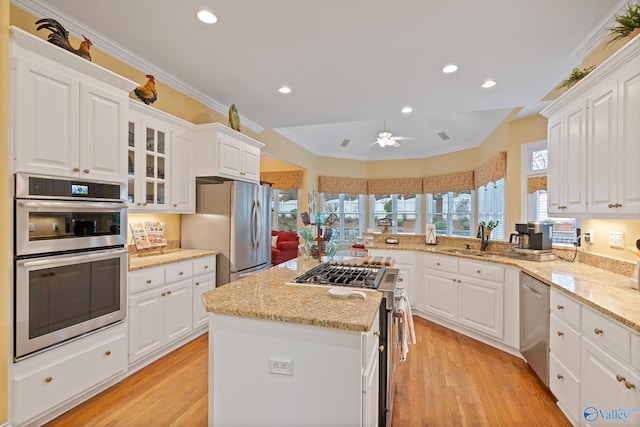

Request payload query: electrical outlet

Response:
[159,223,165,231]
[584,229,594,245]
[269,358,293,375]
[28,223,35,232]
[609,232,624,249]
[52,223,59,231]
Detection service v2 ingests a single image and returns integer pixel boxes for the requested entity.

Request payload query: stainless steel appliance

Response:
[181,180,272,286]
[289,262,400,427]
[13,174,127,360]
[508,222,555,261]
[520,272,550,386]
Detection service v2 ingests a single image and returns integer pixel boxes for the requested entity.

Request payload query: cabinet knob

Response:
[452,278,457,282]
[557,304,564,310]
[45,376,53,383]
[83,169,90,174]
[594,328,603,335]
[557,331,564,337]
[378,345,385,352]
[105,350,111,356]
[556,374,564,380]
[476,270,481,274]
[173,204,177,207]
[73,167,80,172]
[161,292,166,296]
[179,271,184,275]
[616,203,622,208]
[616,374,626,382]
[204,265,209,269]
[608,203,616,208]
[436,262,441,266]
[195,282,200,286]
[167,290,172,295]
[374,330,381,337]
[146,279,152,284]
[625,381,636,390]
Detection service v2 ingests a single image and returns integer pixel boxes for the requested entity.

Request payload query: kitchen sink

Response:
[440,249,503,259]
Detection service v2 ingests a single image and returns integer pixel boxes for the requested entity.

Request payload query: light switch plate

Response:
[609,231,624,249]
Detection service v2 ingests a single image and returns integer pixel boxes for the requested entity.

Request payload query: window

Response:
[427,191,472,237]
[320,193,364,241]
[369,194,419,234]
[477,179,505,240]
[272,189,299,232]
[522,141,578,246]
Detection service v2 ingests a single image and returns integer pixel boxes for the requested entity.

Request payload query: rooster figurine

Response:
[35,18,92,61]
[134,75,158,105]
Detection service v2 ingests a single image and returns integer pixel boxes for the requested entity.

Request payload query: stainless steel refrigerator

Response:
[181,180,272,286]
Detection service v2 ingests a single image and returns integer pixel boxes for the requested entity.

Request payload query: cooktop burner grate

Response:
[290,262,385,289]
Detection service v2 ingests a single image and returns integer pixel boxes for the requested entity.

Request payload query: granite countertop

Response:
[201,257,383,333]
[368,243,640,333]
[128,248,219,271]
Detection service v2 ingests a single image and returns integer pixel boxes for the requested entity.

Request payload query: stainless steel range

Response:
[290,262,399,427]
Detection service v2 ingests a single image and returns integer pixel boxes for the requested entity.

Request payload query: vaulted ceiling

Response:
[19,0,624,160]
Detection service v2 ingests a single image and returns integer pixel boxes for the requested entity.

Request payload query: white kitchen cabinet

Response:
[542,33,640,218]
[128,260,195,364]
[582,338,640,426]
[11,323,127,426]
[195,122,264,183]
[545,99,588,215]
[210,307,380,427]
[128,101,197,213]
[421,254,505,340]
[192,256,217,329]
[12,51,131,182]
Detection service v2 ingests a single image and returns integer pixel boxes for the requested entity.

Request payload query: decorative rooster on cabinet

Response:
[35,18,92,61]
[134,75,158,105]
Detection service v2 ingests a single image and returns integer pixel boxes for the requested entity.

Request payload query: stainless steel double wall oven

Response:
[13,174,128,360]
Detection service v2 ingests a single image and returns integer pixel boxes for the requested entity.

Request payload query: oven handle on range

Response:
[17,200,127,211]
[19,248,128,269]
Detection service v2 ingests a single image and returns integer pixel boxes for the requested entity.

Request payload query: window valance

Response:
[475,151,506,188]
[318,176,368,195]
[423,171,474,195]
[527,175,547,194]
[367,178,423,196]
[260,170,303,190]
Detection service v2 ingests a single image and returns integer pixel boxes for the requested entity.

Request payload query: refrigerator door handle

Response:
[256,200,263,249]
[251,200,260,250]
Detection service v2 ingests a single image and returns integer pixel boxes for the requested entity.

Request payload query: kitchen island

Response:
[202,257,384,427]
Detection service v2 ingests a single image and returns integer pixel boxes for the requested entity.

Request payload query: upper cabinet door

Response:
[217,133,244,179]
[79,83,128,183]
[171,130,196,213]
[13,56,80,178]
[617,58,640,215]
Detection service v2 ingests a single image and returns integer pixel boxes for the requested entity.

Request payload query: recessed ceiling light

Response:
[278,86,292,94]
[481,80,497,88]
[197,10,217,24]
[442,64,458,74]
[401,106,413,114]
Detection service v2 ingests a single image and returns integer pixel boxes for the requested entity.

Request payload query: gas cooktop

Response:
[290,262,386,290]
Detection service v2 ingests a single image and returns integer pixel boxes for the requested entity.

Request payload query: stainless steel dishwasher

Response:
[519,272,550,386]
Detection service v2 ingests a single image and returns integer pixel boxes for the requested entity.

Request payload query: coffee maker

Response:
[510,222,552,251]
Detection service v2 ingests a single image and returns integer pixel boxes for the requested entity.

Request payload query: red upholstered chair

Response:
[271,230,300,265]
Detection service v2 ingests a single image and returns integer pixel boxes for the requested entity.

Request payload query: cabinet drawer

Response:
[128,268,165,294]
[550,313,581,376]
[423,255,457,273]
[458,260,504,283]
[550,289,580,328]
[631,333,640,372]
[193,256,216,276]
[549,354,580,424]
[165,261,193,283]
[582,306,630,362]
[13,332,126,425]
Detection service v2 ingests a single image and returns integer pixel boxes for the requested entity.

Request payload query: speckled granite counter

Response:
[368,242,640,333]
[128,248,219,271]
[201,257,383,332]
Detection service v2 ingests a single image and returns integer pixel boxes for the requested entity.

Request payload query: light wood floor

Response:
[46,317,570,426]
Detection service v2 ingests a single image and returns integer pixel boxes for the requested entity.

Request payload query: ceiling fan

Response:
[370,120,414,148]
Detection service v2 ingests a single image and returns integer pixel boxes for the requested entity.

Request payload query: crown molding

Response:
[572,0,628,60]
[11,0,264,134]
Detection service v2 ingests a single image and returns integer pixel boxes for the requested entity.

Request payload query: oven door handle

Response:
[19,248,128,269]
[17,200,127,211]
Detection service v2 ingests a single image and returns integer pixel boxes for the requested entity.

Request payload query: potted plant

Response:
[608,1,640,44]
[556,66,596,91]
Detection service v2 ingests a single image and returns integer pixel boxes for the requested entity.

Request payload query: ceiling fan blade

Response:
[369,140,382,147]
[390,136,415,141]
[392,142,401,148]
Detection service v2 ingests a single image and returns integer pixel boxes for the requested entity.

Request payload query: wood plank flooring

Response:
[46,317,570,426]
